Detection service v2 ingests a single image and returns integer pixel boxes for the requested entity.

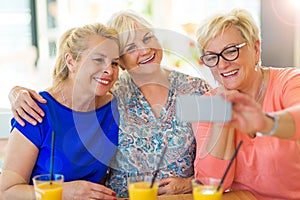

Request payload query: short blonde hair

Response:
[196,8,260,56]
[107,10,153,52]
[52,23,119,87]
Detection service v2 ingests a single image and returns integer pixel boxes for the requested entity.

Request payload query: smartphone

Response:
[176,95,232,122]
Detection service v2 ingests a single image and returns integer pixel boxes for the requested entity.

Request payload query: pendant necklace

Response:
[256,69,265,101]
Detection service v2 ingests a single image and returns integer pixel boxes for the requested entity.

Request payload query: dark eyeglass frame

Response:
[200,42,247,68]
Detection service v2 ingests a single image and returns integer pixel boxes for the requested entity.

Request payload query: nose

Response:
[103,64,114,75]
[216,56,230,69]
[137,42,150,55]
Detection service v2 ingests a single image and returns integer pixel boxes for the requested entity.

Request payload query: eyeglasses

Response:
[200,42,247,68]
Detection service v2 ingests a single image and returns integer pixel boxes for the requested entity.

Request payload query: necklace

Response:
[256,69,265,101]
[61,91,67,104]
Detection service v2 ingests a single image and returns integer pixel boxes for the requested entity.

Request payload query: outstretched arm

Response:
[227,91,296,139]
[8,86,47,126]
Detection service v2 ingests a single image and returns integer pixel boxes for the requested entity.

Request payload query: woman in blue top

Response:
[0,23,120,200]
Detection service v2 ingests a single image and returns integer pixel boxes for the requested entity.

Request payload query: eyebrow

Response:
[91,53,107,57]
[204,43,238,54]
[91,53,119,61]
[144,31,153,37]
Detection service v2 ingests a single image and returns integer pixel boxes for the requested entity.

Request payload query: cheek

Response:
[211,68,223,82]
[156,48,163,59]
[121,54,137,68]
[114,68,119,78]
[211,68,219,76]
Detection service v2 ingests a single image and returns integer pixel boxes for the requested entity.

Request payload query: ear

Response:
[254,39,261,60]
[65,53,76,73]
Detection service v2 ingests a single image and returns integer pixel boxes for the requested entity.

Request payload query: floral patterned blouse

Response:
[106,70,211,197]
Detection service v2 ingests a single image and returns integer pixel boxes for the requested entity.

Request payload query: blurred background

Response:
[0,0,299,109]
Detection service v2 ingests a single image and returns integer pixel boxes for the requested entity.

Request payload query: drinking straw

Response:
[150,145,168,188]
[50,131,55,184]
[216,140,243,191]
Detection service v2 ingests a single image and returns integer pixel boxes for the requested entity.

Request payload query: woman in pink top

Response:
[193,8,300,200]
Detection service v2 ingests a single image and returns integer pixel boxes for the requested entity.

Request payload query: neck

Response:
[49,83,110,112]
[237,67,265,102]
[128,68,170,89]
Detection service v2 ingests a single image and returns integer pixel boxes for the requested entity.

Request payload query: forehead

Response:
[86,35,119,58]
[206,27,243,51]
[125,28,151,42]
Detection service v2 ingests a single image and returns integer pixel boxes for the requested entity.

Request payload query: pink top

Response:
[193,67,300,200]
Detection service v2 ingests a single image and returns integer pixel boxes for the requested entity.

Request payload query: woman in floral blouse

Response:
[8,10,211,198]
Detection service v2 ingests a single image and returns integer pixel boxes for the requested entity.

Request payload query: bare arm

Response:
[0,128,39,199]
[8,86,47,126]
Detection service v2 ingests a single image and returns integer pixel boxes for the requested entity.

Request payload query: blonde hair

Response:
[52,23,119,87]
[107,10,153,52]
[196,8,260,56]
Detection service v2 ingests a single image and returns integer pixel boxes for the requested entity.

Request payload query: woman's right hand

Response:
[8,86,47,126]
[62,180,117,200]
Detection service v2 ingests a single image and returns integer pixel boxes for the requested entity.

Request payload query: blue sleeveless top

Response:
[11,91,119,184]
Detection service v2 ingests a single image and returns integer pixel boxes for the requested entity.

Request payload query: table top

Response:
[118,190,257,200]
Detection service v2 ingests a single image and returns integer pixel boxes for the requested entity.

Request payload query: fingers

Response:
[10,89,46,126]
[30,90,47,104]
[15,107,39,126]
[158,184,178,195]
[21,90,46,118]
[63,181,117,200]
[23,99,44,121]
[158,177,179,195]
[12,110,26,127]
[90,184,116,200]
[89,192,117,200]
[158,185,171,195]
[158,177,171,187]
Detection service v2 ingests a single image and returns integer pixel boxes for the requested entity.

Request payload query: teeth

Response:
[94,78,109,85]
[139,54,154,64]
[99,79,109,84]
[222,70,238,77]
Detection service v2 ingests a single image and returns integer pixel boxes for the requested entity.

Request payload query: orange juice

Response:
[128,181,158,200]
[35,182,63,200]
[193,185,222,200]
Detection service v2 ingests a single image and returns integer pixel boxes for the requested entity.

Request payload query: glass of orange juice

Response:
[33,174,64,200]
[128,172,158,200]
[192,177,223,200]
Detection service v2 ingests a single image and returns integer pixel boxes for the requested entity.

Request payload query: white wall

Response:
[0,108,12,138]
[261,0,300,68]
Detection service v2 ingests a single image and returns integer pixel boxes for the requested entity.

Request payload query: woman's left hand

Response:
[158,176,192,195]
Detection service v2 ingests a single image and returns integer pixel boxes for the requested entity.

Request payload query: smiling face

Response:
[120,28,163,74]
[73,35,120,97]
[204,26,260,91]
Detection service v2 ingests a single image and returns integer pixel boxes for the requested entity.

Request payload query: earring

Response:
[254,62,259,71]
